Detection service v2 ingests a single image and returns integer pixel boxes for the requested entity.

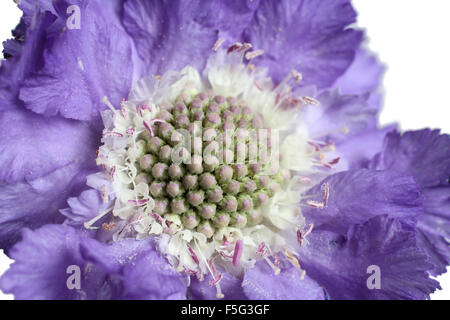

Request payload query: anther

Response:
[245,49,264,60]
[232,240,244,266]
[212,37,225,51]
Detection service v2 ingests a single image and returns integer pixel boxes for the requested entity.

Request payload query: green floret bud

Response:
[150,181,166,197]
[221,195,238,213]
[168,163,184,180]
[181,210,200,229]
[147,136,165,154]
[199,204,216,219]
[139,154,157,171]
[213,212,230,228]
[182,174,198,190]
[216,165,233,184]
[151,162,168,180]
[197,220,215,238]
[230,212,248,228]
[135,172,152,185]
[171,198,187,214]
[166,181,183,198]
[225,180,240,195]
[207,186,223,203]
[238,195,254,212]
[199,172,217,190]
[187,190,205,207]
[154,199,169,215]
[159,145,173,163]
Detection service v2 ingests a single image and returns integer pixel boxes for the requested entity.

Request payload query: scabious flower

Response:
[0,0,448,300]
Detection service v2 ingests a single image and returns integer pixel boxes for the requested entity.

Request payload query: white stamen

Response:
[290,69,303,83]
[213,37,225,51]
[102,96,117,113]
[215,283,224,299]
[245,49,264,60]
[264,256,280,275]
[77,57,85,71]
[100,185,109,203]
[83,207,113,229]
[303,96,320,106]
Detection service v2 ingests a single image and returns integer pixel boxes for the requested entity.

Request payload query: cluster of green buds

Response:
[134,92,291,238]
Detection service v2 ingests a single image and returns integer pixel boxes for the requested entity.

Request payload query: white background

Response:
[0,0,449,300]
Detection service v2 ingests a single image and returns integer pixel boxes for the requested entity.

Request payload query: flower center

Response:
[135,91,290,238]
[94,42,327,299]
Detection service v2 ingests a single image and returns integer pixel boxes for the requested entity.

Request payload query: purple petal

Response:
[303,89,378,144]
[334,49,386,95]
[122,0,218,77]
[332,124,397,170]
[188,0,260,41]
[0,108,98,183]
[0,11,56,106]
[302,169,423,234]
[373,129,450,188]
[0,163,96,251]
[60,189,111,227]
[0,224,186,299]
[300,215,440,299]
[119,250,187,300]
[242,0,363,88]
[80,235,187,299]
[371,129,450,275]
[17,0,57,24]
[2,39,22,57]
[0,225,90,299]
[188,272,247,300]
[242,256,326,300]
[19,0,134,121]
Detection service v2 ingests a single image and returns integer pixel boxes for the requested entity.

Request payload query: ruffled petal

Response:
[0,108,99,183]
[0,163,96,251]
[0,224,186,299]
[60,189,111,227]
[371,129,450,275]
[0,224,91,299]
[303,89,378,145]
[119,249,187,300]
[242,0,363,88]
[122,0,219,77]
[19,0,134,121]
[334,48,385,96]
[242,256,326,300]
[373,130,450,188]
[188,0,260,41]
[300,215,440,299]
[17,0,56,24]
[332,124,397,170]
[0,11,56,106]
[302,169,422,234]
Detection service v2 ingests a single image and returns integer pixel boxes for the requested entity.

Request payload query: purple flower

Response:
[0,0,448,300]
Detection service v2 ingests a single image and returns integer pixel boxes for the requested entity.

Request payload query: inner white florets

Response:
[95,41,327,298]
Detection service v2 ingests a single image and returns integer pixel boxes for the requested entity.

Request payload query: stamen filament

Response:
[264,256,280,275]
[83,207,113,229]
